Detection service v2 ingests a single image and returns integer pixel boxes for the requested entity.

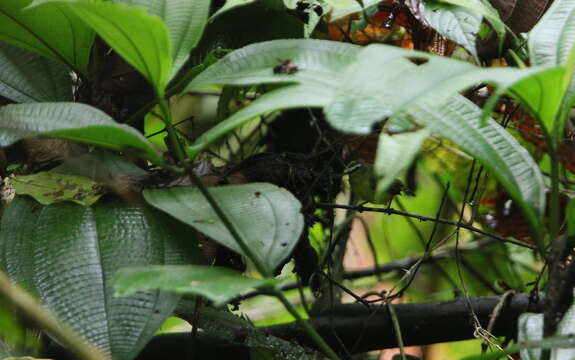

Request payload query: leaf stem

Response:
[272,289,341,360]
[185,170,271,277]
[155,96,337,357]
[0,270,108,360]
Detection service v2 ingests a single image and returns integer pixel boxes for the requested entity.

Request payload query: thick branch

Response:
[44,293,543,359]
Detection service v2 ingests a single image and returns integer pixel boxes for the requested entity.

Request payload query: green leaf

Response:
[409,95,545,237]
[0,0,94,75]
[188,39,360,91]
[374,128,429,202]
[188,40,546,236]
[461,335,575,360]
[63,1,172,96]
[0,197,201,360]
[528,0,575,143]
[423,1,483,58]
[143,183,305,275]
[187,84,332,158]
[0,43,72,103]
[0,103,164,164]
[433,0,506,51]
[529,0,575,68]
[209,0,257,20]
[115,0,210,80]
[567,198,575,237]
[11,172,104,206]
[113,265,278,307]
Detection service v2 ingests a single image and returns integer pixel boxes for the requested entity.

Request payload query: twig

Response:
[315,202,535,249]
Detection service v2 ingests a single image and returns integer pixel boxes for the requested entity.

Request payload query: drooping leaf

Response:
[187,84,332,158]
[0,0,94,74]
[409,95,545,237]
[11,172,105,206]
[187,39,546,237]
[0,197,201,360]
[423,1,483,58]
[0,43,72,103]
[113,265,278,307]
[115,0,210,80]
[528,0,575,140]
[0,103,164,164]
[143,183,304,275]
[434,0,506,47]
[188,38,360,91]
[529,0,575,67]
[374,128,430,202]
[63,1,172,96]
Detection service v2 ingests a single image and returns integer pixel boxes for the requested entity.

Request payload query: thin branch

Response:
[316,203,535,250]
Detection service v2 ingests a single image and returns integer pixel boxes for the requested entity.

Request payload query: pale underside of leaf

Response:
[143,184,305,275]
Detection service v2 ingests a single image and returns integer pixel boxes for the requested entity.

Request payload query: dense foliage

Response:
[0,0,574,359]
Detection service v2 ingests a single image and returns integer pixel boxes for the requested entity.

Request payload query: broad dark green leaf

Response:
[0,43,72,103]
[11,172,104,206]
[115,0,210,80]
[0,197,200,360]
[143,183,304,275]
[0,103,164,164]
[63,1,172,96]
[113,265,278,306]
[0,0,94,74]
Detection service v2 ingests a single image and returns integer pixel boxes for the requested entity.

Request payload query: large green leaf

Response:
[0,0,93,74]
[188,39,360,91]
[188,39,546,236]
[528,0,575,142]
[529,0,575,68]
[0,43,72,103]
[423,1,483,58]
[143,183,304,275]
[409,95,545,236]
[0,103,164,164]
[113,265,278,307]
[0,197,200,360]
[115,0,210,80]
[62,1,172,96]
